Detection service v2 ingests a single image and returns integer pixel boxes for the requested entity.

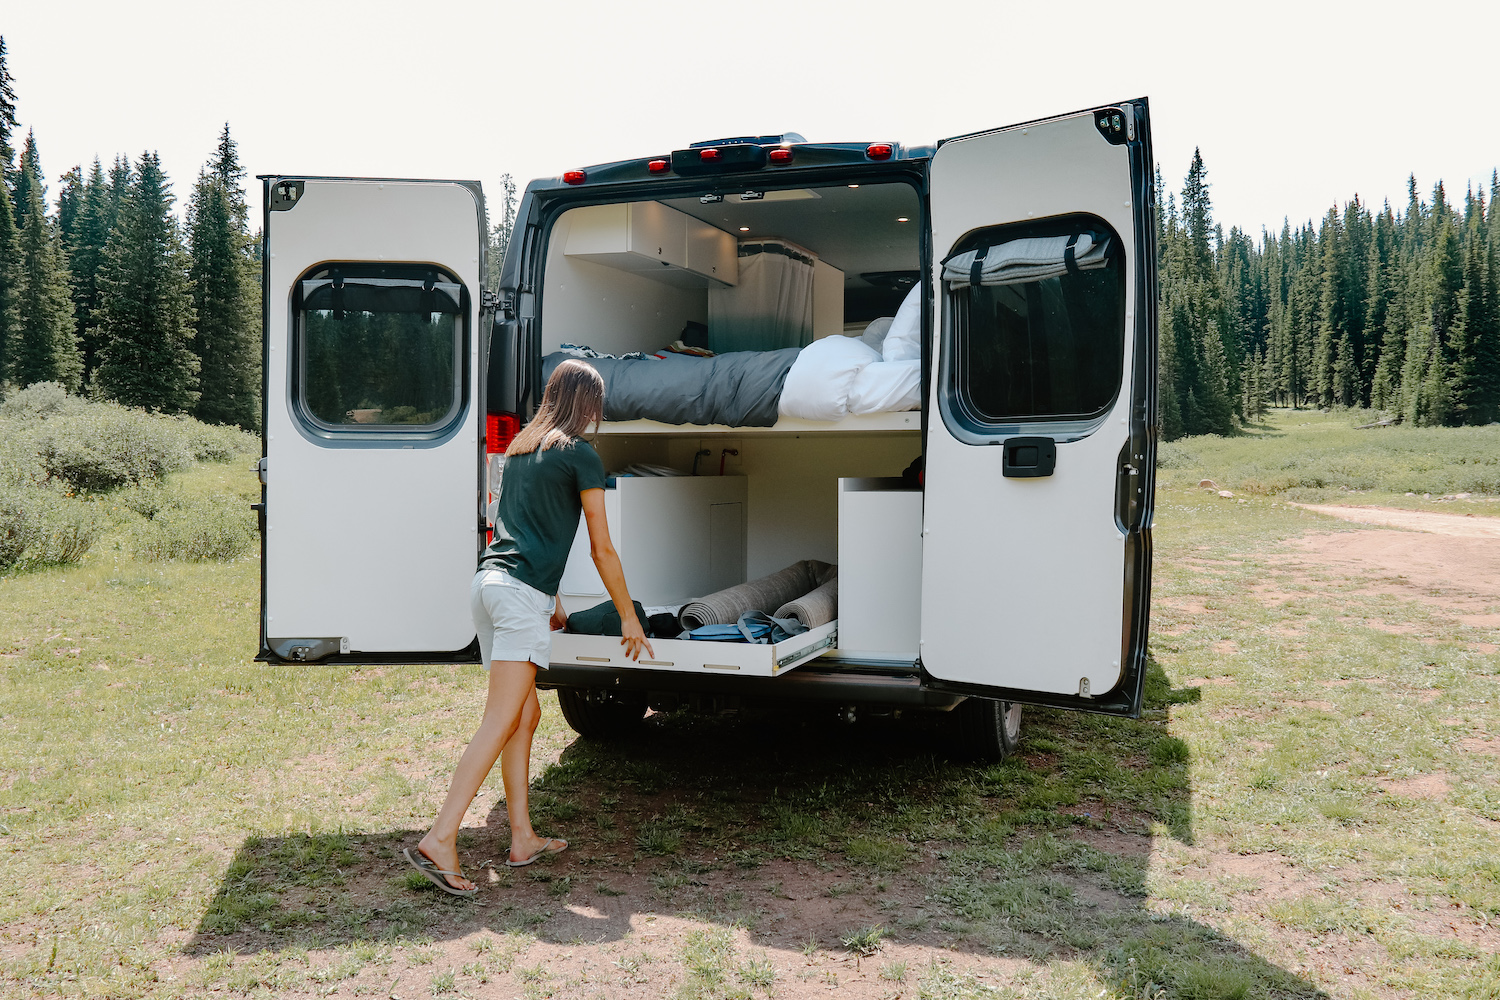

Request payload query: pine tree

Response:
[56,165,83,241]
[11,155,80,389]
[0,36,18,389]
[0,37,15,177]
[1456,194,1499,424]
[94,152,199,412]
[187,125,259,429]
[11,130,39,228]
[487,172,517,290]
[67,158,113,380]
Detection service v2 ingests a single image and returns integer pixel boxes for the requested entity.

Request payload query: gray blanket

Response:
[680,560,836,631]
[542,349,800,427]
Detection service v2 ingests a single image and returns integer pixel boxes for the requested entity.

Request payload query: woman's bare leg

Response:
[500,687,562,861]
[417,659,536,891]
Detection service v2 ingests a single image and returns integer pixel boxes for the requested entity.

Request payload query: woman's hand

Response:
[550,597,568,632]
[620,615,655,661]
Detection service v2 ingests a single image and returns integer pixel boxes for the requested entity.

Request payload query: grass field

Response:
[1,409,1497,999]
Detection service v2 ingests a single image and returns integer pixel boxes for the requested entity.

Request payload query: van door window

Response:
[293,266,468,435]
[940,218,1124,431]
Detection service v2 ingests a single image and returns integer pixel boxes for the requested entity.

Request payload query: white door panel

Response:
[263,178,484,658]
[920,108,1152,707]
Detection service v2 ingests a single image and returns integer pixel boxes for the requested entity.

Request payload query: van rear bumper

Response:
[536,659,963,709]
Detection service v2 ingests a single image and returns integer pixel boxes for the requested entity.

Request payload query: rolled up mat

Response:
[775,576,838,627]
[679,559,834,630]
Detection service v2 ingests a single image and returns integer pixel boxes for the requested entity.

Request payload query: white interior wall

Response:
[591,432,919,580]
[541,208,707,356]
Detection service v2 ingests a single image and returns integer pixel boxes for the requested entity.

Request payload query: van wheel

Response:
[951,697,1022,763]
[556,688,648,739]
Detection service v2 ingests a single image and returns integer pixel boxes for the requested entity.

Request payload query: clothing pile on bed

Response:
[564,560,837,645]
[542,286,923,427]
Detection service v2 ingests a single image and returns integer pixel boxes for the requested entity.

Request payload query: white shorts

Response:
[471,569,554,669]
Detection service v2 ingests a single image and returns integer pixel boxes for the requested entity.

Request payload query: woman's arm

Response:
[581,488,654,660]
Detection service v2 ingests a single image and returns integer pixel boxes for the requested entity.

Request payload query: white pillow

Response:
[779,335,883,421]
[858,316,893,353]
[882,284,922,362]
[848,360,921,414]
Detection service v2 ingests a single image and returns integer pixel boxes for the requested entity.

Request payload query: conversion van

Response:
[254,99,1157,762]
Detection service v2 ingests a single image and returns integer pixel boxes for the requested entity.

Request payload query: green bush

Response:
[0,484,35,566]
[0,380,70,423]
[134,492,256,562]
[0,481,100,570]
[30,407,194,491]
[0,383,255,493]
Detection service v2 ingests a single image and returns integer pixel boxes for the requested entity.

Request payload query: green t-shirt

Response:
[478,438,607,596]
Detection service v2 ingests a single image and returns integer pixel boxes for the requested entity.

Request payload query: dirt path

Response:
[1278,505,1500,635]
[1293,503,1500,539]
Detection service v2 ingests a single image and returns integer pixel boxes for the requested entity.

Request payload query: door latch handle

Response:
[1001,437,1056,478]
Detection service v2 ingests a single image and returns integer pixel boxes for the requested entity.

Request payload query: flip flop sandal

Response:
[505,837,568,868]
[403,847,478,897]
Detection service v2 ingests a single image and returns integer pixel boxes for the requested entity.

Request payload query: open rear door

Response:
[258,177,487,663]
[919,102,1156,715]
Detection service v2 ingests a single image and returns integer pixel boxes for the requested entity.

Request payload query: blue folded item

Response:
[687,610,809,645]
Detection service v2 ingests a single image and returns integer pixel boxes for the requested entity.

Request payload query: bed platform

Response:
[594,410,920,435]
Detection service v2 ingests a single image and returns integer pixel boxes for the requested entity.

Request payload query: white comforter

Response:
[778,335,921,421]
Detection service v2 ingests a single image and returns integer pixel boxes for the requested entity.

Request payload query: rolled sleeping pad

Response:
[774,577,838,628]
[679,559,835,631]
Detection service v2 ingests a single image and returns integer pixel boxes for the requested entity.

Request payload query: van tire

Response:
[952,697,1021,762]
[556,688,648,739]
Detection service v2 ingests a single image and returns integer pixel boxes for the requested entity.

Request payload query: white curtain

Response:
[708,244,814,353]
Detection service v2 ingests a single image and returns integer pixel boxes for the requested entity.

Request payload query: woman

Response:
[405,359,653,896]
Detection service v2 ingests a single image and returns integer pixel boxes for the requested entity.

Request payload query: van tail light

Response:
[648,159,670,173]
[699,148,721,162]
[865,143,894,161]
[562,170,587,185]
[768,147,793,164]
[486,413,520,453]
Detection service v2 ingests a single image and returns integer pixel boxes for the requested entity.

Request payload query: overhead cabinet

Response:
[565,201,738,289]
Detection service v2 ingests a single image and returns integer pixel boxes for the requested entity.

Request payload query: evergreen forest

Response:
[0,33,1495,441]
[1159,151,1500,438]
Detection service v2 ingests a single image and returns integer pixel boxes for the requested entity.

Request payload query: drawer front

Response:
[551,620,837,679]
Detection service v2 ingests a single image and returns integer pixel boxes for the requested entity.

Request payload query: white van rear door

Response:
[259,177,486,663]
[919,104,1156,715]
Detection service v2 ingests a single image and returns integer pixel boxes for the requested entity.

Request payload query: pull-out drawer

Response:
[550,620,837,678]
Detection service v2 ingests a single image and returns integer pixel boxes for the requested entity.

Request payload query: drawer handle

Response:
[703,663,740,671]
[639,660,674,667]
[575,655,611,663]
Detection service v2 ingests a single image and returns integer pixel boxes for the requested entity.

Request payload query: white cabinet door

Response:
[259,177,486,662]
[919,104,1157,716]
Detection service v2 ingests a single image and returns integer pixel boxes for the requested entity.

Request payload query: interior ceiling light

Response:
[739,226,750,231]
[897,217,909,222]
[847,184,860,189]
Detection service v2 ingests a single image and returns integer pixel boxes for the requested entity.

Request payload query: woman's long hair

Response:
[506,359,606,456]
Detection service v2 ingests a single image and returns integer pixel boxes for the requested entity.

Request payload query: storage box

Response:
[837,478,922,658]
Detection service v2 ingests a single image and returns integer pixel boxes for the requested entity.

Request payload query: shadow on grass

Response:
[187,659,1325,997]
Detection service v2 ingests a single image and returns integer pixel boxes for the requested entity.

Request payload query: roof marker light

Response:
[648,159,670,174]
[699,148,721,162]
[866,143,893,161]
[562,170,587,185]
[768,147,793,164]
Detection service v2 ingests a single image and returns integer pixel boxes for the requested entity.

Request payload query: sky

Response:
[5,0,1497,240]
